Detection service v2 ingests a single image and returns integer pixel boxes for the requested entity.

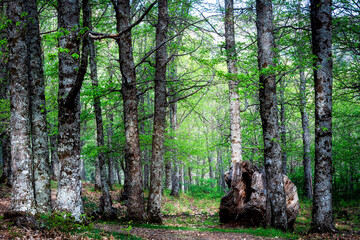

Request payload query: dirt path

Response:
[96,223,277,240]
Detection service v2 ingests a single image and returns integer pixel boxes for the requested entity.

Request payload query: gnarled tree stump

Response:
[219,161,299,229]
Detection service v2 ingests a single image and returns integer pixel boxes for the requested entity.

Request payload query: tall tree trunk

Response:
[26,0,51,213]
[107,109,115,189]
[217,148,226,190]
[0,15,11,186]
[115,160,122,185]
[113,0,145,221]
[164,158,172,190]
[170,101,179,197]
[224,1,244,212]
[7,0,36,215]
[139,95,150,190]
[299,70,313,200]
[148,0,169,224]
[279,78,287,174]
[55,0,86,220]
[89,7,114,216]
[310,0,335,233]
[208,154,214,180]
[256,0,287,230]
[225,0,243,168]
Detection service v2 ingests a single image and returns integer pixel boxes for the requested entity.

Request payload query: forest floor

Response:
[0,182,359,239]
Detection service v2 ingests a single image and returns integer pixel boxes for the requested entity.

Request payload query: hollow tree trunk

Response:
[7,0,36,214]
[310,0,335,233]
[256,0,287,230]
[220,161,299,229]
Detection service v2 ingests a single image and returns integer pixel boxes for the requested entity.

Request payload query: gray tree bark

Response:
[256,0,288,230]
[310,0,335,233]
[89,5,114,217]
[55,0,85,220]
[148,0,169,224]
[299,70,313,200]
[112,0,145,221]
[279,78,287,175]
[7,0,36,215]
[106,110,115,188]
[225,0,243,167]
[170,101,179,197]
[25,0,52,214]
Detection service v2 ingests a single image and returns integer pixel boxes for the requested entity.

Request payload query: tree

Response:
[26,0,51,214]
[88,0,115,218]
[112,0,146,221]
[310,0,336,233]
[0,2,11,187]
[7,0,36,215]
[225,0,243,167]
[55,0,85,220]
[147,0,169,224]
[256,0,287,230]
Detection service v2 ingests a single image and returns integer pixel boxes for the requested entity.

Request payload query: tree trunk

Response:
[0,3,10,187]
[107,110,115,188]
[148,0,169,223]
[220,161,299,229]
[256,0,287,230]
[89,13,115,217]
[7,0,36,215]
[113,0,145,221]
[224,1,245,219]
[299,70,313,200]
[208,154,214,180]
[164,158,172,190]
[310,0,335,233]
[170,101,179,197]
[26,0,52,214]
[115,160,122,185]
[217,148,226,190]
[279,78,287,175]
[139,95,150,190]
[55,0,84,220]
[225,0,243,167]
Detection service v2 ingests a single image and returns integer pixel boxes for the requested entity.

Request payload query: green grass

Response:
[134,223,299,239]
[74,228,141,240]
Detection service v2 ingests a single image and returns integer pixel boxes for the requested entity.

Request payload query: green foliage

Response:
[41,212,94,233]
[187,178,223,199]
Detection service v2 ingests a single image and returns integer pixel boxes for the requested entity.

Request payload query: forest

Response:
[0,0,359,239]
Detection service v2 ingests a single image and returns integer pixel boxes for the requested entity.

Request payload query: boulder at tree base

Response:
[219,161,299,229]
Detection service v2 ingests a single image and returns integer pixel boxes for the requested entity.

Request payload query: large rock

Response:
[219,161,299,229]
